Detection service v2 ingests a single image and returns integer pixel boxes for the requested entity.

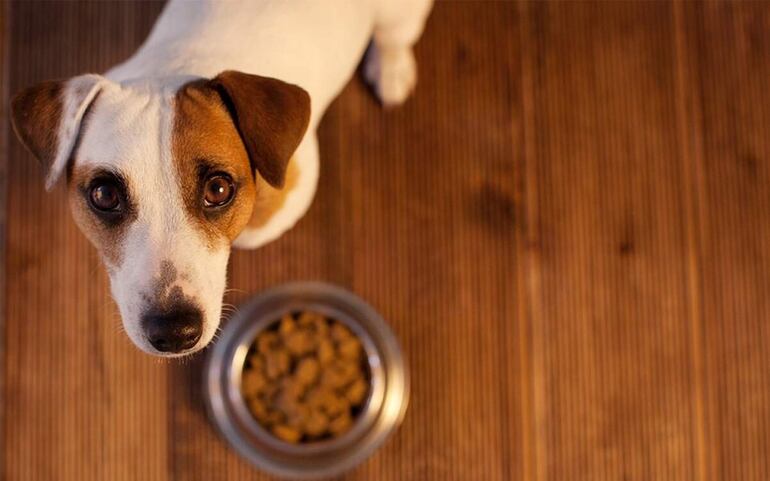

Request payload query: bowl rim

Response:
[203,281,409,479]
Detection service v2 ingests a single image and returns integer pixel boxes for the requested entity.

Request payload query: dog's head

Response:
[10,71,310,357]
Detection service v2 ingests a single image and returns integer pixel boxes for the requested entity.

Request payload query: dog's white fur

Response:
[47,75,105,190]
[45,0,432,356]
[70,79,230,354]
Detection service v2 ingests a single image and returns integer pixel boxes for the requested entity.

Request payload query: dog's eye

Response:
[89,181,121,212]
[203,174,235,208]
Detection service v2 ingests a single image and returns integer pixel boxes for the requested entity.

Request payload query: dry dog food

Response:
[241,311,370,443]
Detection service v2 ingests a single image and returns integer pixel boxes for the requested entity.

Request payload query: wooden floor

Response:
[2,1,769,480]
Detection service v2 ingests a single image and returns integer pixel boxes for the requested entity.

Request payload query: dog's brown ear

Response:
[11,74,105,190]
[208,71,310,188]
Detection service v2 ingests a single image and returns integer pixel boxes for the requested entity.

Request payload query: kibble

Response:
[304,409,329,437]
[329,412,353,436]
[285,329,314,356]
[317,339,335,365]
[265,348,291,380]
[295,358,320,386]
[345,378,369,405]
[272,424,302,443]
[338,337,363,361]
[241,370,267,398]
[257,331,278,354]
[279,314,296,338]
[241,311,370,443]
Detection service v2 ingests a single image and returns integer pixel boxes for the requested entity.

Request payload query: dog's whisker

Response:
[111,316,126,335]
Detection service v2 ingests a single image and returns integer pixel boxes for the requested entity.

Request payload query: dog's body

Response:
[109,0,430,248]
[11,0,432,356]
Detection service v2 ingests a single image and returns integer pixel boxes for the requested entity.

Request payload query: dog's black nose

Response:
[142,304,203,353]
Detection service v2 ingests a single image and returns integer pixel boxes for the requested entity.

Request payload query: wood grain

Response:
[676,3,770,480]
[0,0,9,470]
[2,2,769,481]
[3,3,168,480]
[520,3,699,480]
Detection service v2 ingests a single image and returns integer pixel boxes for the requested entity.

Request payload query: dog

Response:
[10,0,432,357]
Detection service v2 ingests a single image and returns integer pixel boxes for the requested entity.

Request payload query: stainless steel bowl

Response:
[203,282,409,479]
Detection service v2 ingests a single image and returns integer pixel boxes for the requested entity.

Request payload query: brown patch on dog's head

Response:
[67,165,137,268]
[173,72,310,243]
[173,80,257,245]
[11,80,63,169]
[142,260,199,313]
[11,74,105,189]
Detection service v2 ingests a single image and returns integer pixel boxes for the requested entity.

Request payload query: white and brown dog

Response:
[10,0,432,357]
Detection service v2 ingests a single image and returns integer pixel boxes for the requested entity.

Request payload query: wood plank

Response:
[332,4,524,480]
[168,3,527,480]
[520,2,700,479]
[0,0,9,469]
[3,3,168,480]
[677,3,770,480]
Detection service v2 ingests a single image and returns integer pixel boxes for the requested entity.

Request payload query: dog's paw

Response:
[364,43,417,107]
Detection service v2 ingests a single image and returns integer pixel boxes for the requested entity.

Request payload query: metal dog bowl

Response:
[204,282,409,479]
